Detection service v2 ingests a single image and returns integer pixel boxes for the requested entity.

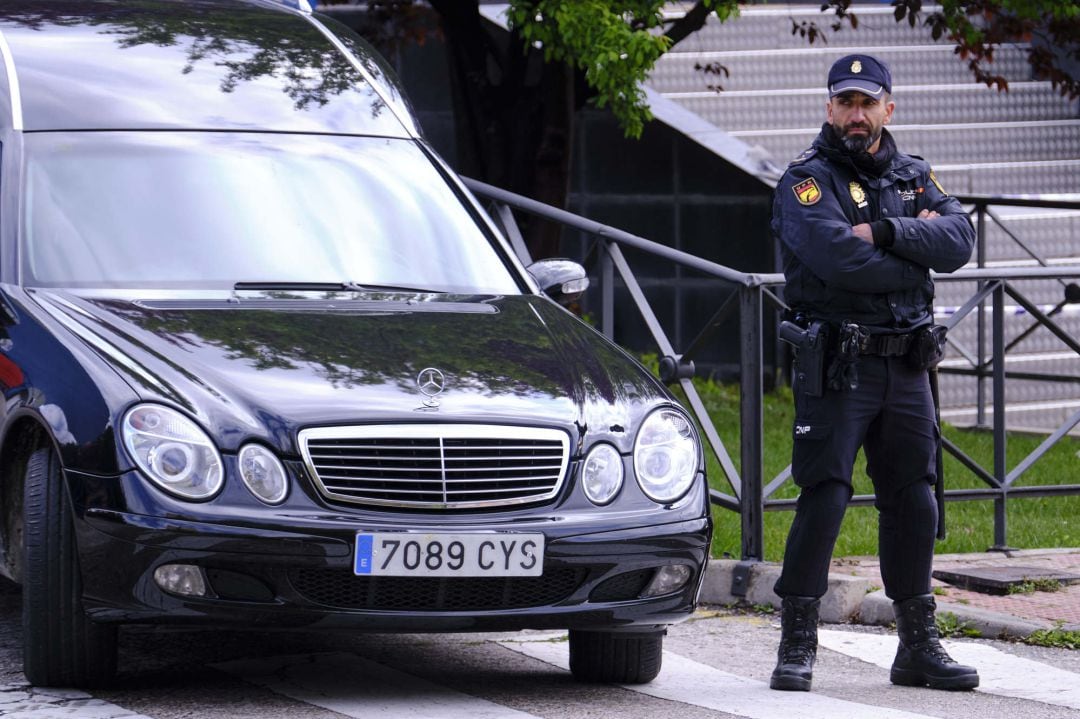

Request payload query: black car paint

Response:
[0,0,711,639]
[22,290,671,460]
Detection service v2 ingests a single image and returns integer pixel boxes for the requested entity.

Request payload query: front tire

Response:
[22,447,117,688]
[568,630,664,684]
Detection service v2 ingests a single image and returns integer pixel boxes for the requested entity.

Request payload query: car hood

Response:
[31,290,670,455]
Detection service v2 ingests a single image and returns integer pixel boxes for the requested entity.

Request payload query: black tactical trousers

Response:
[774,354,939,601]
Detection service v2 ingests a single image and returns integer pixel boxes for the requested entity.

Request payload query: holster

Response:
[906,325,948,371]
[827,320,868,392]
[780,320,827,397]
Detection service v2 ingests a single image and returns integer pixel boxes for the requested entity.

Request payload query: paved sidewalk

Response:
[838,548,1080,629]
[699,548,1080,636]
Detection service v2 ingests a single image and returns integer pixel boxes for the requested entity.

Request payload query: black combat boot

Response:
[770,596,820,691]
[891,594,979,690]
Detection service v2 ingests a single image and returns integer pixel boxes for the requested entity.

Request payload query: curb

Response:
[699,559,1064,637]
[699,559,875,623]
[857,590,1050,638]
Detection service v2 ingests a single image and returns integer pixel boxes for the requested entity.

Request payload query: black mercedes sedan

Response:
[0,0,712,689]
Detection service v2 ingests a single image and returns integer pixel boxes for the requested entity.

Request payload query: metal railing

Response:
[961,196,1080,432]
[465,177,1080,561]
[940,195,1080,549]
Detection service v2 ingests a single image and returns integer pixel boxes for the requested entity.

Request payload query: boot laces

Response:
[896,598,960,665]
[918,638,957,664]
[911,604,956,664]
[780,639,815,665]
[784,602,817,630]
[779,598,819,666]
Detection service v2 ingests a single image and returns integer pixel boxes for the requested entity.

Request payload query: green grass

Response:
[675,377,1080,561]
[935,612,983,639]
[1025,623,1080,649]
[1007,578,1064,595]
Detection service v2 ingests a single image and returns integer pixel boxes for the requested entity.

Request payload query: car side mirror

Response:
[527,259,589,307]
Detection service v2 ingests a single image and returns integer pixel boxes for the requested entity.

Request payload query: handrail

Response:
[463,178,770,286]
[465,176,1080,560]
[956,194,1080,211]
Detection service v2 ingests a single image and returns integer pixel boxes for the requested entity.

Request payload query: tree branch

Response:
[663,2,711,47]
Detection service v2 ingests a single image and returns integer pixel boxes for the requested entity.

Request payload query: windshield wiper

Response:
[234,282,355,292]
[342,281,439,293]
[233,281,436,293]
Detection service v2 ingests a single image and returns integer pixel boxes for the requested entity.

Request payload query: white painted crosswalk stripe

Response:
[12,631,1079,719]
[214,651,542,719]
[498,634,941,719]
[0,684,152,719]
[818,629,1080,710]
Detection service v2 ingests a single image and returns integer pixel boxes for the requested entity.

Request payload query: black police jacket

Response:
[772,125,975,330]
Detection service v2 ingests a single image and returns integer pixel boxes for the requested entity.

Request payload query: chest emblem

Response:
[792,177,821,205]
[899,188,917,202]
[848,181,868,208]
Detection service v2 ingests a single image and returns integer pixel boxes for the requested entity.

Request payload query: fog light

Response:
[154,564,208,597]
[641,565,691,597]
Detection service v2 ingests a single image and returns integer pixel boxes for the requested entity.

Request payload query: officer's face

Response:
[827,91,895,154]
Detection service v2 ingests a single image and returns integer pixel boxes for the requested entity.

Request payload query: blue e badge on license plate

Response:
[355,534,374,574]
[355,532,545,577]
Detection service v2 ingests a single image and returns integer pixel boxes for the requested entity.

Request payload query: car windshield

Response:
[22,132,521,294]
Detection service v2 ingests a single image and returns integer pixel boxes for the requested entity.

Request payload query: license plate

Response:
[354,532,545,577]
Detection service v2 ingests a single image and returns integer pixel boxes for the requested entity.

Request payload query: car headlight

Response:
[633,408,699,503]
[582,443,623,505]
[121,404,224,500]
[238,443,288,504]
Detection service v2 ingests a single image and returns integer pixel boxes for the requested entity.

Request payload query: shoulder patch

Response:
[929,170,948,196]
[789,147,817,165]
[792,177,822,206]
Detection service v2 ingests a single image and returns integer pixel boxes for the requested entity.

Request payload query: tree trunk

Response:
[430,0,575,260]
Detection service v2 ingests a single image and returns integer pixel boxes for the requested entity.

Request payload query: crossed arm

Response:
[852,208,939,243]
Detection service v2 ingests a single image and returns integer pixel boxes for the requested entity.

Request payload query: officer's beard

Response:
[831,122,881,155]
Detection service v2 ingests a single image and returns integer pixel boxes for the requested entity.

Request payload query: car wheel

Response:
[22,447,117,688]
[568,629,664,684]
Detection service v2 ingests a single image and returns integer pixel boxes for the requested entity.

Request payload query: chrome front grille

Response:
[298,424,570,509]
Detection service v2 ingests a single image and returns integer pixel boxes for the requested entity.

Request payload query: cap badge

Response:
[849,181,868,208]
[851,60,862,73]
[792,177,822,206]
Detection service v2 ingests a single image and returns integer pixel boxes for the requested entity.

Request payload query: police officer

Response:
[769,54,979,692]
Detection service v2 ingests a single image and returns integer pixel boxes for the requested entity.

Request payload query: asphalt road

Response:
[1,578,1079,719]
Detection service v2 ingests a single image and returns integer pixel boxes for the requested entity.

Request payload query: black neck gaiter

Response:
[814,122,897,178]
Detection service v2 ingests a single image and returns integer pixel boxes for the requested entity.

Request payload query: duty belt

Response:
[787,314,916,358]
[859,332,913,357]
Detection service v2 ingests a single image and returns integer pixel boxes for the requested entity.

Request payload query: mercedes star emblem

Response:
[416,367,445,407]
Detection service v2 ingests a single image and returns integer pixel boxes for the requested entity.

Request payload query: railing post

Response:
[600,241,615,341]
[991,282,1009,550]
[976,204,988,428]
[739,284,764,561]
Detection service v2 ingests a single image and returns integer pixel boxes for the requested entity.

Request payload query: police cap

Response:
[828,54,892,99]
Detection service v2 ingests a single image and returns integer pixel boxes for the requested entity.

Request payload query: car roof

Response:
[0,0,416,135]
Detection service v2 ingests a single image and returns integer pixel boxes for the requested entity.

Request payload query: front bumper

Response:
[73,475,712,633]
